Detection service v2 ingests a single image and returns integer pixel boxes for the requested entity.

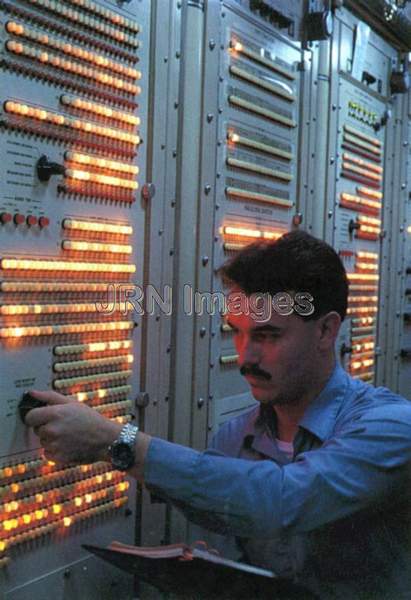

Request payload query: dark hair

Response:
[218,230,348,321]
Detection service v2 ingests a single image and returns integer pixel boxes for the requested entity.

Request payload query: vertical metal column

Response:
[311,38,332,239]
[139,0,181,548]
[168,0,206,541]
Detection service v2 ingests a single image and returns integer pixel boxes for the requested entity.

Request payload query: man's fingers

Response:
[25,407,58,428]
[28,390,73,405]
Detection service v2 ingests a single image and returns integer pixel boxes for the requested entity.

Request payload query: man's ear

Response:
[317,312,341,350]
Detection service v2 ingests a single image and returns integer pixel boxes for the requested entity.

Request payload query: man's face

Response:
[226,291,322,406]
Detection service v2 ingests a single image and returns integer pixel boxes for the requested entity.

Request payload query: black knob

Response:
[374,110,392,132]
[36,155,65,182]
[348,219,360,235]
[305,11,333,41]
[18,392,47,424]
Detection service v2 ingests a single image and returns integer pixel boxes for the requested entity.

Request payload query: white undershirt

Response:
[275,438,294,459]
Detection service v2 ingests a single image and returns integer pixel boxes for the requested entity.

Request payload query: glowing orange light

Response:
[62,219,133,235]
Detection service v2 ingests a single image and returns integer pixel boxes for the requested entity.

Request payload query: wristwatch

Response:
[108,423,139,471]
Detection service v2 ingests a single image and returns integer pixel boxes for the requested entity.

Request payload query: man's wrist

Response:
[99,421,123,463]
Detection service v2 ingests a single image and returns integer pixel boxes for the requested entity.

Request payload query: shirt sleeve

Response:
[144,403,411,538]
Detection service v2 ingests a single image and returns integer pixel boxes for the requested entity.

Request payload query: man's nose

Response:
[239,338,261,366]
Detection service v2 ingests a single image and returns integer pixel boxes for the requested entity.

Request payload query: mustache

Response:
[240,364,272,381]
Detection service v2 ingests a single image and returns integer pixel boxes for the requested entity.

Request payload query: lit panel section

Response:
[1,258,136,274]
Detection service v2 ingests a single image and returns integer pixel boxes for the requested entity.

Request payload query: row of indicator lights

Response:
[223,226,283,240]
[347,273,379,281]
[0,213,50,227]
[54,354,134,372]
[62,240,132,253]
[228,40,295,81]
[65,168,138,190]
[0,469,117,501]
[1,479,129,524]
[0,282,112,293]
[66,0,139,32]
[62,218,132,235]
[0,461,110,487]
[352,317,375,327]
[61,95,139,128]
[355,263,378,271]
[0,473,131,516]
[343,153,383,175]
[1,258,136,273]
[65,150,138,174]
[24,0,139,47]
[1,493,129,547]
[343,125,381,149]
[1,460,114,484]
[0,497,129,556]
[6,41,141,94]
[0,321,133,339]
[1,472,125,515]
[340,193,381,212]
[343,132,382,159]
[55,340,132,355]
[348,296,378,303]
[75,384,132,402]
[0,303,131,315]
[347,307,378,315]
[4,102,140,145]
[349,285,379,292]
[342,161,382,184]
[227,130,294,161]
[95,399,132,414]
[6,22,141,80]
[54,369,133,389]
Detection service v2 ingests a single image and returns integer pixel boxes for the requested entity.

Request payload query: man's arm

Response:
[25,390,411,539]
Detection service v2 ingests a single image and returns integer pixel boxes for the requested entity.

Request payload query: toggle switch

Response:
[36,155,65,182]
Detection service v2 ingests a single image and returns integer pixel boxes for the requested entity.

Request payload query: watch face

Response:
[111,441,134,470]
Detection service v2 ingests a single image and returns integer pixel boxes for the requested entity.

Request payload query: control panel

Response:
[208,4,303,430]
[0,0,149,596]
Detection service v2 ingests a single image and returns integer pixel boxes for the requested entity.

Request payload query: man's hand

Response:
[24,390,122,465]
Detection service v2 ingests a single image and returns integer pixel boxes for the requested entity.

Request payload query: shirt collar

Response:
[298,363,350,442]
[242,363,350,445]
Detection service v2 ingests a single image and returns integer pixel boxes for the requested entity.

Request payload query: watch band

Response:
[118,422,139,446]
[108,423,139,471]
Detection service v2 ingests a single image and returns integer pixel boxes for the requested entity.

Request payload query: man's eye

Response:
[254,332,278,341]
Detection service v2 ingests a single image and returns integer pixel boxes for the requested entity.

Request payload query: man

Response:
[25,231,411,598]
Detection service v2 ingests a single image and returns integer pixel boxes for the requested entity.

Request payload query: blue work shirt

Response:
[145,365,411,598]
